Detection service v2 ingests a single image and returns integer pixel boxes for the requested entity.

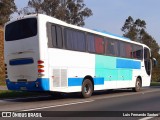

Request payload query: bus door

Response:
[143,47,152,85]
[144,48,152,76]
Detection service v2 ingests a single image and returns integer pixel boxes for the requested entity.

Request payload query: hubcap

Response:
[84,84,89,93]
[137,81,140,90]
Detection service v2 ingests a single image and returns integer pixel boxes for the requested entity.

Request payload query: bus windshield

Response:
[5,18,37,41]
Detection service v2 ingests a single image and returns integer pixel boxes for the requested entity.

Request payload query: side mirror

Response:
[152,58,157,67]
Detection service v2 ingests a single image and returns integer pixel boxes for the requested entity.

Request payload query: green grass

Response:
[0,90,48,99]
[0,78,5,86]
[150,82,160,86]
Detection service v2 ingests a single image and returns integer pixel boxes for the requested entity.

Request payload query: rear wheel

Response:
[133,78,142,92]
[81,79,93,98]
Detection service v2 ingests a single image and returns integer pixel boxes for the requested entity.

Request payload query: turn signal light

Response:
[38,65,44,69]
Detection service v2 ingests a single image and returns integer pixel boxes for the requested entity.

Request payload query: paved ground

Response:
[0,87,160,120]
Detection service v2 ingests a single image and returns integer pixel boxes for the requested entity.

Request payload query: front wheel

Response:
[81,79,93,98]
[133,78,142,92]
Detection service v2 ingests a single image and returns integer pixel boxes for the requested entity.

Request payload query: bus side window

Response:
[144,48,150,59]
[95,36,104,54]
[132,45,143,60]
[125,43,132,58]
[119,41,126,58]
[76,31,86,52]
[56,26,63,48]
[51,25,63,48]
[105,39,108,55]
[64,28,86,52]
[51,25,57,47]
[107,39,118,56]
[87,34,96,53]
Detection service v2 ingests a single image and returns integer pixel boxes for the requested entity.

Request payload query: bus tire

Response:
[133,78,141,92]
[81,79,93,98]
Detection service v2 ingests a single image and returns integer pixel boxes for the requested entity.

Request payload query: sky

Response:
[14,0,160,45]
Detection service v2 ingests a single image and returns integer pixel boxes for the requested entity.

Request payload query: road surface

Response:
[0,87,160,120]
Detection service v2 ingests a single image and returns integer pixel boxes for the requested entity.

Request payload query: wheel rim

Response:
[136,81,141,90]
[84,84,90,94]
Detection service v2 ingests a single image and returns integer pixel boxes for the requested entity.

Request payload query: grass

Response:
[0,77,6,86]
[150,82,160,86]
[0,90,48,99]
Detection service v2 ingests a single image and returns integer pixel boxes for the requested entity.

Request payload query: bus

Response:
[4,14,156,98]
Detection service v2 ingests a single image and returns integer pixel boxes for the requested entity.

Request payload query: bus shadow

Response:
[3,88,141,103]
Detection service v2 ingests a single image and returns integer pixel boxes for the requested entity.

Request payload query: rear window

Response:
[5,18,37,41]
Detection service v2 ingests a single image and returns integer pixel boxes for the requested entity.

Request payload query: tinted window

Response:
[126,43,132,58]
[106,39,119,56]
[51,25,63,48]
[95,36,104,54]
[119,41,132,58]
[64,28,86,52]
[87,34,95,53]
[144,48,151,75]
[144,48,150,59]
[132,45,143,60]
[119,41,126,57]
[5,18,37,41]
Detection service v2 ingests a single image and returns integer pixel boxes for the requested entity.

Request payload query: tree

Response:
[19,0,93,26]
[121,16,159,53]
[0,0,17,26]
[121,16,146,43]
[121,16,160,81]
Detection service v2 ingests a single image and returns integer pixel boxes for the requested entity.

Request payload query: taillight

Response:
[37,60,44,77]
[38,69,44,73]
[38,60,44,64]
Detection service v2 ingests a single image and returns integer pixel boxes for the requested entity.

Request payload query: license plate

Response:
[20,87,27,90]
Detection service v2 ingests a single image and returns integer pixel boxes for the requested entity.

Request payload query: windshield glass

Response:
[5,18,37,41]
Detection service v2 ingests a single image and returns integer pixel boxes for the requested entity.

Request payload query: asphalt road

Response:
[0,87,160,120]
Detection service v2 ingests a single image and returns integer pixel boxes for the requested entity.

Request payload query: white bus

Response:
[4,14,155,98]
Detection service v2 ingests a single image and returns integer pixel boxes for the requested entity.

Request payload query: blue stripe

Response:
[9,58,34,65]
[6,78,49,91]
[68,78,83,86]
[93,78,104,85]
[68,77,104,86]
[116,58,141,69]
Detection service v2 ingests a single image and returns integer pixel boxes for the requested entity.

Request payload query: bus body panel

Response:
[5,37,39,82]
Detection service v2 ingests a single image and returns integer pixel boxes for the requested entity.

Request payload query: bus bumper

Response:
[6,78,50,91]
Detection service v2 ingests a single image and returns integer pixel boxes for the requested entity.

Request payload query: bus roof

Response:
[93,29,131,41]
